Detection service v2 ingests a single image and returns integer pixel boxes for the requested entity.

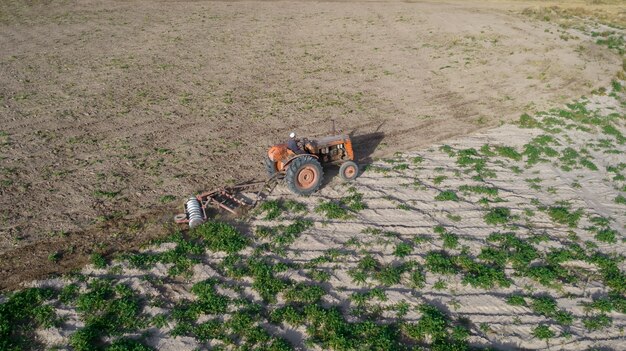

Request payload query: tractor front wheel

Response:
[285,156,323,196]
[339,161,359,181]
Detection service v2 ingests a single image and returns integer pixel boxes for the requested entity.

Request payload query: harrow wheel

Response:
[286,155,323,196]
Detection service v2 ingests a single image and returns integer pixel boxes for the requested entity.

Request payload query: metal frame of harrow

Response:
[174,174,281,225]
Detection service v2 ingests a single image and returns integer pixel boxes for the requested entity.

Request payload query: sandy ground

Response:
[0,0,622,289]
[27,80,626,350]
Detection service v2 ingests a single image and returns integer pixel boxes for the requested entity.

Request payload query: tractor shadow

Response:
[351,130,385,165]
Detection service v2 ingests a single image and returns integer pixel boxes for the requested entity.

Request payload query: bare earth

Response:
[0,1,621,287]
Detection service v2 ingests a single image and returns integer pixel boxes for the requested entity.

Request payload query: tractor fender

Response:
[284,153,319,168]
[268,144,290,162]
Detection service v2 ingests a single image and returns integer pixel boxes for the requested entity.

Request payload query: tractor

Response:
[174,130,359,228]
[264,133,359,195]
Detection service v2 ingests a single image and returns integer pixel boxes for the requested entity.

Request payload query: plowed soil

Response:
[0,0,620,290]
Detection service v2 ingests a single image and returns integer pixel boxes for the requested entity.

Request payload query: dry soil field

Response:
[1,0,626,350]
[0,0,622,287]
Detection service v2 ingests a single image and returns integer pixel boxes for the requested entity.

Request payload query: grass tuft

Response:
[484,207,512,225]
[193,222,249,253]
[435,190,459,201]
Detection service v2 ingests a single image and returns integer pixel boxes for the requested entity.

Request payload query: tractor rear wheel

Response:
[285,156,323,196]
[339,161,359,181]
[264,156,278,177]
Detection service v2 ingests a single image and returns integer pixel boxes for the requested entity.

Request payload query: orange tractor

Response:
[174,130,358,227]
[264,133,359,195]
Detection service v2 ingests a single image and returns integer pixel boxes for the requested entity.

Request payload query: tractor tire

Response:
[285,156,323,196]
[264,156,278,177]
[339,161,359,181]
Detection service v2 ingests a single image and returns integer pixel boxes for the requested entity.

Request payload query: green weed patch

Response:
[528,296,573,326]
[71,279,146,351]
[193,221,249,253]
[458,185,498,196]
[545,205,583,228]
[435,190,459,201]
[484,207,512,225]
[0,288,58,350]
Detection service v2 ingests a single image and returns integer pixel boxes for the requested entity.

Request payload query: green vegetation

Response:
[446,213,462,222]
[522,135,560,165]
[125,233,202,277]
[274,304,402,350]
[506,294,527,306]
[588,252,626,294]
[458,185,498,196]
[193,221,249,253]
[586,216,619,244]
[484,207,512,225]
[284,283,326,304]
[529,296,573,326]
[0,288,58,350]
[435,190,459,201]
[410,266,426,288]
[315,200,350,219]
[425,251,458,275]
[159,195,176,203]
[582,293,626,314]
[545,205,583,228]
[481,232,539,270]
[91,253,107,269]
[594,228,617,243]
[122,222,249,277]
[256,219,313,249]
[375,264,409,286]
[393,242,413,258]
[439,145,456,156]
[423,249,511,289]
[402,304,470,350]
[582,314,612,331]
[455,148,495,180]
[174,287,292,350]
[433,175,447,185]
[435,226,459,249]
[341,187,367,211]
[259,200,283,220]
[397,203,412,211]
[458,257,511,289]
[519,113,539,128]
[48,251,61,263]
[594,31,626,55]
[411,156,424,164]
[315,188,366,219]
[494,145,522,161]
[71,279,145,351]
[283,199,307,213]
[247,259,288,303]
[392,163,409,171]
[258,199,308,220]
[532,324,554,341]
[348,255,411,287]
